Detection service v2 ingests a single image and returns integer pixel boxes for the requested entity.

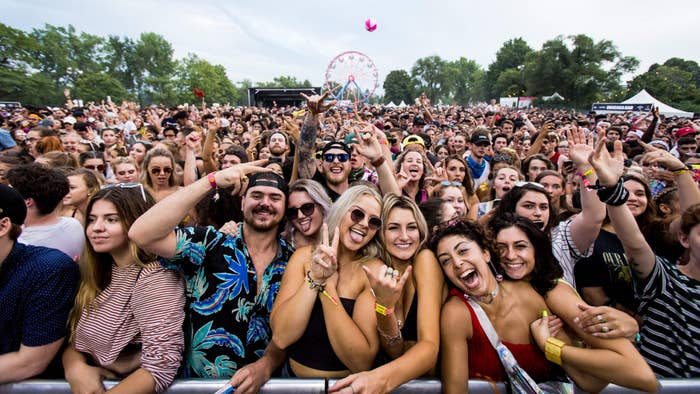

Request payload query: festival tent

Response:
[386,101,397,108]
[622,89,693,118]
[398,101,408,108]
[542,92,565,101]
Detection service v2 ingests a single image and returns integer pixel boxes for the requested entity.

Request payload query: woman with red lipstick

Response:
[432,219,657,394]
[271,185,384,378]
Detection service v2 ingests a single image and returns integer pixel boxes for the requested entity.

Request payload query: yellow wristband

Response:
[375,303,394,316]
[582,168,595,177]
[545,337,566,366]
[673,168,689,176]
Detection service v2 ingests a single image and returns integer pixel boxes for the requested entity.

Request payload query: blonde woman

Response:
[140,148,181,201]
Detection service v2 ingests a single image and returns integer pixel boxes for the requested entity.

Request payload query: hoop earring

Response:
[489,260,503,282]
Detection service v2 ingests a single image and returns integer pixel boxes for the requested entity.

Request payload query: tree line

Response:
[1,23,698,113]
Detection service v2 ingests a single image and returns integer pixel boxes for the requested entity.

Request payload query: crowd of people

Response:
[1,90,699,393]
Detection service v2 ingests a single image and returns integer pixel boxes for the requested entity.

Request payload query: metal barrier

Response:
[0,378,698,393]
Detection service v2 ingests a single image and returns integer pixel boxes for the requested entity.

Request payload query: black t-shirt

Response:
[574,229,640,311]
[312,171,341,202]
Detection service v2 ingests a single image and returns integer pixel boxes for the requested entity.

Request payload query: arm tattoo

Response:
[298,113,319,179]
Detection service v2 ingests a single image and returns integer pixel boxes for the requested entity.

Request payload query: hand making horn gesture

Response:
[309,223,340,284]
[215,160,272,196]
[300,92,336,115]
[352,123,383,163]
[362,264,412,315]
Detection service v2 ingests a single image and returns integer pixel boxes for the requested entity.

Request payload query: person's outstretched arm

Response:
[297,93,336,179]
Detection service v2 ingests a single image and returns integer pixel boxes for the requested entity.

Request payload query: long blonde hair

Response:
[68,187,156,341]
[325,184,383,262]
[379,193,428,265]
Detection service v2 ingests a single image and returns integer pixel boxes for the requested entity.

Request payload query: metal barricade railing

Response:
[0,378,698,393]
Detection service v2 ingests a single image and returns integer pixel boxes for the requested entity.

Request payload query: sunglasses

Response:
[440,180,462,187]
[286,202,316,219]
[493,153,512,162]
[323,153,349,163]
[85,164,105,172]
[514,181,545,189]
[117,169,136,176]
[101,182,147,202]
[150,167,172,175]
[350,208,382,230]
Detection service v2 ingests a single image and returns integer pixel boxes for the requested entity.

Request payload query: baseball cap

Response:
[0,185,27,226]
[470,132,491,146]
[675,127,697,138]
[322,141,351,155]
[401,135,425,149]
[63,116,77,125]
[246,172,288,195]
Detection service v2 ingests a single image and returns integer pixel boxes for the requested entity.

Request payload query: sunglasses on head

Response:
[493,153,512,162]
[101,182,147,202]
[150,167,172,175]
[323,153,349,163]
[350,208,382,230]
[514,181,545,189]
[286,202,316,219]
[85,164,105,172]
[441,180,462,187]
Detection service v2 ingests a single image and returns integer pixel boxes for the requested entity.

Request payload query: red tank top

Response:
[451,289,553,382]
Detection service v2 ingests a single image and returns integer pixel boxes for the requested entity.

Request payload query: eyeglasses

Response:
[150,167,172,175]
[117,169,136,176]
[350,208,382,230]
[514,181,545,189]
[286,202,316,219]
[164,133,176,138]
[323,153,349,163]
[440,181,462,187]
[101,182,147,202]
[558,145,569,149]
[85,164,106,172]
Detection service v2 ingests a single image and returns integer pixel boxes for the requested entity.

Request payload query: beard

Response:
[269,145,286,156]
[244,205,282,232]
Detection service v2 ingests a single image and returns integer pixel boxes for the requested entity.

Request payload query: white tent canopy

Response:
[398,100,408,108]
[386,101,397,108]
[622,89,693,118]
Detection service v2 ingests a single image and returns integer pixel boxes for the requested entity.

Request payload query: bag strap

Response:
[467,298,503,350]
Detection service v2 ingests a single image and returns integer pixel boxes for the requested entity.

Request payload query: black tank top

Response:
[400,292,418,342]
[288,297,355,371]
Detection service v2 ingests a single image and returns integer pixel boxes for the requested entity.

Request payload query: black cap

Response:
[470,132,491,146]
[246,172,288,195]
[413,116,426,126]
[322,141,350,155]
[0,185,27,225]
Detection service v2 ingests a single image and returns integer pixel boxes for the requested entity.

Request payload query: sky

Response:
[3,0,700,95]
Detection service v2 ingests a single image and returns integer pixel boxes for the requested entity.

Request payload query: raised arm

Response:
[566,128,605,253]
[526,120,553,158]
[297,93,335,179]
[589,138,657,281]
[353,124,400,196]
[183,131,201,186]
[129,163,270,258]
[201,120,220,174]
[641,141,700,211]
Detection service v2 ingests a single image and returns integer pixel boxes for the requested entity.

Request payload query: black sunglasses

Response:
[286,202,316,219]
[350,208,382,230]
[323,153,349,163]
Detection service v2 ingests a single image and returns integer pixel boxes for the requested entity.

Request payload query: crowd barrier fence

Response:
[1,378,698,393]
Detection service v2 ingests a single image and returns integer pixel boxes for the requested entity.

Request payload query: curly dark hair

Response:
[488,213,562,296]
[6,163,69,215]
[427,219,503,288]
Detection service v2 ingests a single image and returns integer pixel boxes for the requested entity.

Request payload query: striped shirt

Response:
[636,256,700,378]
[551,217,593,288]
[74,263,185,392]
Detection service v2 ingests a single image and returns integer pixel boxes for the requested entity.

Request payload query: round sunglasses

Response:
[286,202,316,219]
[350,208,382,230]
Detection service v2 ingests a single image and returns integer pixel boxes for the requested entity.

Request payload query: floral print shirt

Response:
[161,225,294,378]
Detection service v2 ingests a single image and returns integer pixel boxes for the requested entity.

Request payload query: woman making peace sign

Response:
[271,185,384,378]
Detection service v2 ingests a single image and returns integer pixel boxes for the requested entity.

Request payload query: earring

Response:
[488,260,503,282]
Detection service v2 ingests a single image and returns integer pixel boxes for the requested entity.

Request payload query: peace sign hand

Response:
[362,264,412,309]
[309,224,340,283]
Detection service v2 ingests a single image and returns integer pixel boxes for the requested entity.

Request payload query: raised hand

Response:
[639,141,685,171]
[588,137,625,187]
[353,124,383,163]
[300,92,336,115]
[309,224,340,283]
[396,168,410,190]
[215,161,273,196]
[362,264,412,310]
[184,131,202,152]
[566,127,595,169]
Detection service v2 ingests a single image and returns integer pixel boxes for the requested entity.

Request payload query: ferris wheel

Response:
[323,51,379,105]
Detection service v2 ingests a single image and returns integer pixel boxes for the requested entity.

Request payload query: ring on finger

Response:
[392,270,400,280]
[597,314,604,323]
[601,325,610,333]
[385,267,394,277]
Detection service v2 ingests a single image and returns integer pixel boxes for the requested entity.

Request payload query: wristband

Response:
[582,168,595,177]
[596,178,630,206]
[544,337,565,366]
[207,172,218,190]
[375,302,394,316]
[371,156,386,168]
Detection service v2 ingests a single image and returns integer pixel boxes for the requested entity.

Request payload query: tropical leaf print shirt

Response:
[160,224,294,378]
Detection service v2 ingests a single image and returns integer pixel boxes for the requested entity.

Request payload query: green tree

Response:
[628,63,700,114]
[74,72,129,103]
[175,53,239,105]
[485,38,533,98]
[102,35,140,93]
[382,69,414,104]
[411,56,450,103]
[134,32,177,105]
[445,57,485,104]
[257,75,312,88]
